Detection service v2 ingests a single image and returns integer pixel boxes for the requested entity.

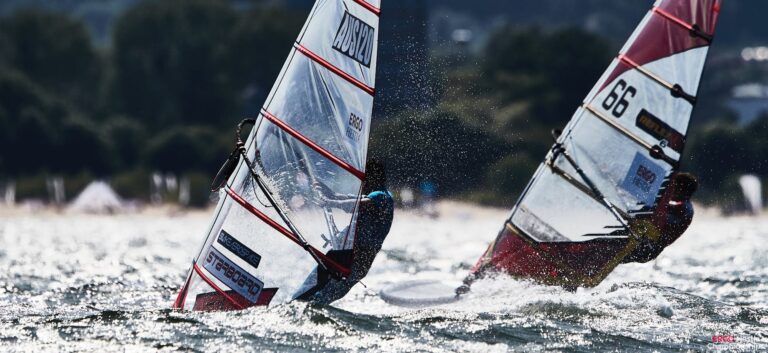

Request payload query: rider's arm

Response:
[325,196,371,209]
[313,181,358,201]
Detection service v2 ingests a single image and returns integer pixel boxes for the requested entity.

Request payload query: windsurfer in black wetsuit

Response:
[294,159,394,304]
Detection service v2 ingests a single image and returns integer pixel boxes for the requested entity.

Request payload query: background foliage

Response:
[1,0,766,209]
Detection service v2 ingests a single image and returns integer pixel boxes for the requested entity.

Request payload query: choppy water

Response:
[1,204,767,352]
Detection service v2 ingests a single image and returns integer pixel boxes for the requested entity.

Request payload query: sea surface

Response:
[0,203,766,352]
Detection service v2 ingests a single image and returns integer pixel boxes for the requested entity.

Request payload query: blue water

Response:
[0,206,766,352]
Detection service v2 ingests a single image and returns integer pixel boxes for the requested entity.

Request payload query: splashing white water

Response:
[0,202,766,352]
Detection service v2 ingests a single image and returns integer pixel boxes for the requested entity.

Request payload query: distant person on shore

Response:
[458,172,698,293]
[419,180,439,218]
[294,159,394,304]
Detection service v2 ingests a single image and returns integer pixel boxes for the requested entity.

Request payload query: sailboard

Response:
[173,0,381,311]
[471,0,723,288]
[380,280,461,307]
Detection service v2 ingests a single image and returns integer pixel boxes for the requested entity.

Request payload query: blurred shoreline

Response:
[0,199,758,221]
[0,202,211,218]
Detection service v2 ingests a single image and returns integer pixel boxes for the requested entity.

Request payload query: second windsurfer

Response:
[458,172,698,292]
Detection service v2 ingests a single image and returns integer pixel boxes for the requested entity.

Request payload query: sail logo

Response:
[346,112,364,143]
[333,11,375,67]
[217,230,261,269]
[633,165,657,191]
[203,247,264,303]
[621,153,666,206]
[635,109,685,152]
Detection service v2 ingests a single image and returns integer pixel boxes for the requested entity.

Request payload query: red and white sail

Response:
[509,0,721,243]
[173,0,381,310]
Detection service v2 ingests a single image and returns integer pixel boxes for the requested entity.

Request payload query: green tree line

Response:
[1,1,765,209]
[0,1,303,205]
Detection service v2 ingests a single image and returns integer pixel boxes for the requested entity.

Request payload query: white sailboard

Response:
[380,280,461,307]
[174,0,381,311]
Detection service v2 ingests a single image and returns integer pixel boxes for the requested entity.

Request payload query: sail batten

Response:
[581,104,678,166]
[261,109,366,179]
[545,160,632,221]
[352,0,381,15]
[652,6,713,42]
[294,44,375,95]
[616,54,697,104]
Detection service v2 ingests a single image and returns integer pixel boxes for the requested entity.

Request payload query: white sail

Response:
[174,0,381,310]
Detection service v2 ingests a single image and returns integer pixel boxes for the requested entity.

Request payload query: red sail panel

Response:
[599,0,721,93]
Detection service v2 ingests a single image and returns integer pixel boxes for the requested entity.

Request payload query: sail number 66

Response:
[602,79,637,118]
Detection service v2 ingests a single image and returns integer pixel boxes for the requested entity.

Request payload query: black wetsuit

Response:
[294,190,394,304]
[622,200,694,263]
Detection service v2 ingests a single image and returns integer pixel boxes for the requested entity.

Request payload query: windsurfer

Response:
[294,159,394,304]
[457,172,698,293]
[621,172,697,263]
